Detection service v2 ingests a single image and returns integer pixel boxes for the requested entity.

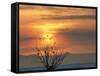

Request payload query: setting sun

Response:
[42,32,54,46]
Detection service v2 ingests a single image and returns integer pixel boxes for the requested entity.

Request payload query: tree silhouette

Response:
[34,34,69,71]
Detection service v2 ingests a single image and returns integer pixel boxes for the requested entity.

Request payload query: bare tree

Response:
[33,34,69,71]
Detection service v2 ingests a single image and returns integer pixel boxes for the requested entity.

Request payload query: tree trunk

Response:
[47,66,55,71]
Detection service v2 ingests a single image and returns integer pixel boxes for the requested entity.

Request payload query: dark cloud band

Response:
[42,15,96,20]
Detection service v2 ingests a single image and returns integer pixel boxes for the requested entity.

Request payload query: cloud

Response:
[19,35,44,42]
[19,36,38,42]
[19,5,41,10]
[56,28,96,44]
[42,15,96,20]
[20,36,34,42]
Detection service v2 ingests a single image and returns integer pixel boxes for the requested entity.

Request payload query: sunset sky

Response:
[19,4,96,56]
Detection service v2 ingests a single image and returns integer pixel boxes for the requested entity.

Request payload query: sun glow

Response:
[42,32,54,46]
[33,23,63,33]
[33,24,59,46]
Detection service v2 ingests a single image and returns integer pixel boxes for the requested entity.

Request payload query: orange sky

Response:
[19,4,96,56]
